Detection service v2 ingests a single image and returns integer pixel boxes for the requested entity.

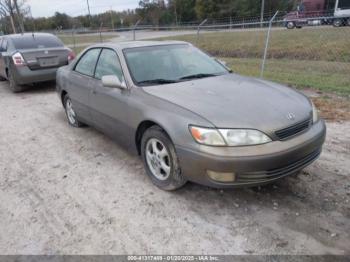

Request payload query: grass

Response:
[71,45,90,54]
[156,27,350,96]
[57,33,117,46]
[223,57,350,96]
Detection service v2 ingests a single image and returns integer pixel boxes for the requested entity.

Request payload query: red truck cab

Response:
[284,0,350,28]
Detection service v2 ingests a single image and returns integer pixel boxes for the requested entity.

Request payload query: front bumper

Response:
[12,66,58,85]
[175,120,326,188]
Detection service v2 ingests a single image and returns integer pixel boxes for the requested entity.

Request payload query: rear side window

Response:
[74,48,101,77]
[11,35,64,49]
[95,49,124,81]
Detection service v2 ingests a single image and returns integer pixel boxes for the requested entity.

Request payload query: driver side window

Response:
[95,49,124,82]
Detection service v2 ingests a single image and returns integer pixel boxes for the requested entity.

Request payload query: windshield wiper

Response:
[138,79,178,86]
[179,73,219,81]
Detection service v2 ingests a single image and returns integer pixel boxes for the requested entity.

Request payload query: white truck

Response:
[333,0,350,26]
[284,0,350,29]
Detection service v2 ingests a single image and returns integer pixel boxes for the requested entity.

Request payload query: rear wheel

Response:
[286,21,295,29]
[141,126,187,191]
[63,95,84,127]
[333,19,342,27]
[8,71,24,92]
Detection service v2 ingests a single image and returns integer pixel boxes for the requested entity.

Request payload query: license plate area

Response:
[38,57,59,67]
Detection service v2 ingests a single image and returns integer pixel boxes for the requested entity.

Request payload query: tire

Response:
[333,19,342,27]
[347,18,350,26]
[286,21,295,29]
[63,95,84,128]
[141,125,187,191]
[8,70,24,92]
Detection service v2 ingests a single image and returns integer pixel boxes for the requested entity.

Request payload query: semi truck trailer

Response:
[284,0,350,29]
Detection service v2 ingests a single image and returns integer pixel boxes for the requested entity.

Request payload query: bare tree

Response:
[0,0,27,33]
[0,0,16,33]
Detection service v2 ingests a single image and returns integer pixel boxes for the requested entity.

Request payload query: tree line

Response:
[1,0,299,33]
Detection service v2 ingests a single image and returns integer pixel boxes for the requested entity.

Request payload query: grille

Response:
[236,149,321,183]
[275,118,312,140]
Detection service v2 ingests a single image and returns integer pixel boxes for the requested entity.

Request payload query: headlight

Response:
[189,126,271,146]
[189,126,226,146]
[219,129,271,146]
[311,101,319,123]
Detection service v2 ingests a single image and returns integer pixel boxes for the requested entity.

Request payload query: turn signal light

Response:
[68,50,76,63]
[207,170,235,182]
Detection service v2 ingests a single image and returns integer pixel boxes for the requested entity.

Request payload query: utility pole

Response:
[174,0,178,26]
[28,6,36,31]
[86,0,91,27]
[110,7,114,30]
[260,0,265,27]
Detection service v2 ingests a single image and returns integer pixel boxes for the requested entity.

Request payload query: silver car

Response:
[56,41,326,191]
[0,33,75,92]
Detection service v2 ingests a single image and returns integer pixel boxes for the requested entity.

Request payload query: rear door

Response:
[68,48,101,122]
[11,34,69,70]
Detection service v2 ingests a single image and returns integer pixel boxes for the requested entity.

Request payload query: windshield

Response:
[12,35,64,50]
[123,44,229,86]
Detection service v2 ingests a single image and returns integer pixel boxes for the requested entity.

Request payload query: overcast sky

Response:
[26,0,139,17]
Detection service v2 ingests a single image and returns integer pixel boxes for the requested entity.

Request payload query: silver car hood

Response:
[143,74,312,132]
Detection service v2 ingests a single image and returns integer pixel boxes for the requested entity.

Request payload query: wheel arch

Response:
[61,90,68,107]
[135,120,173,155]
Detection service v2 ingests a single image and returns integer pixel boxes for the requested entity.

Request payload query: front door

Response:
[89,48,133,148]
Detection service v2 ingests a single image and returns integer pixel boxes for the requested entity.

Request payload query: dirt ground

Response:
[0,81,349,255]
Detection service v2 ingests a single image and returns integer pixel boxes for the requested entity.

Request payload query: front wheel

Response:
[346,18,350,26]
[63,95,84,127]
[141,126,187,191]
[286,21,295,29]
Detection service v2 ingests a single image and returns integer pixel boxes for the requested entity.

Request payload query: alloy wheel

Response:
[145,138,171,181]
[66,99,77,125]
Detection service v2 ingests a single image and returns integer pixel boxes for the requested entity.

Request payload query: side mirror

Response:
[102,75,126,89]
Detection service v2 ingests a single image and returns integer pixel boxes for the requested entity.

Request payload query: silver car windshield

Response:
[123,44,229,86]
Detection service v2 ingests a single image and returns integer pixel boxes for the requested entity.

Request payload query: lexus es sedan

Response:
[56,41,326,191]
[0,33,75,92]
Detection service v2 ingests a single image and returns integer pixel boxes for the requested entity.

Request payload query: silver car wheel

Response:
[66,99,76,125]
[287,21,295,29]
[145,138,171,181]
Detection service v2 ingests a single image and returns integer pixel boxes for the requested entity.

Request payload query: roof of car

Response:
[2,32,57,39]
[89,40,190,50]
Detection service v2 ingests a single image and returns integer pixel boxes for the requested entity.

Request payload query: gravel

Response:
[0,82,349,255]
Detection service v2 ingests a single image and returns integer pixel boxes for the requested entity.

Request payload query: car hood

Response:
[142,74,312,133]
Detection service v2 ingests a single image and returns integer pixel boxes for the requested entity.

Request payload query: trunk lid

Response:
[20,47,70,70]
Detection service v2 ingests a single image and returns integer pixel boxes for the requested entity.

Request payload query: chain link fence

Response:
[155,12,350,96]
[54,12,350,96]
